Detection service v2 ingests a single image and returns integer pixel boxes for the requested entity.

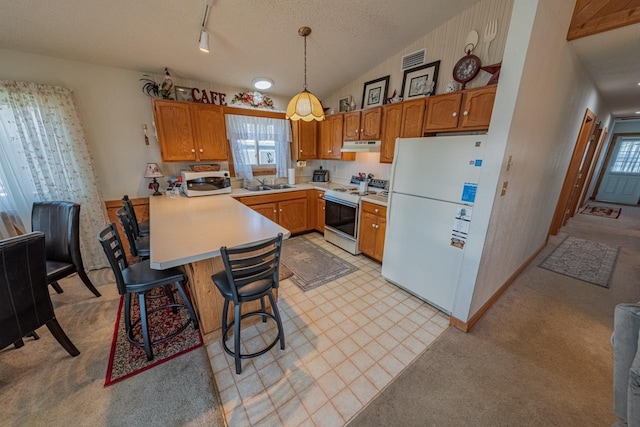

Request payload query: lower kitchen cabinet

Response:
[315,190,325,232]
[238,191,309,234]
[358,201,387,262]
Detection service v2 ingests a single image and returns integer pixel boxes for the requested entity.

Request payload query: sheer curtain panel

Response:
[0,81,108,269]
[225,114,292,179]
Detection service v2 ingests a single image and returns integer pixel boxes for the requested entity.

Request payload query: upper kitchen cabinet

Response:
[291,119,318,161]
[153,99,228,162]
[320,114,355,161]
[343,108,382,141]
[400,99,426,138]
[423,86,496,133]
[380,103,403,164]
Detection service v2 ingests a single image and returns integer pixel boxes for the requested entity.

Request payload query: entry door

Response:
[596,135,640,204]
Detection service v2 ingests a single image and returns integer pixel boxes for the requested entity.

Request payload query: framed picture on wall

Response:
[174,86,193,102]
[400,60,441,100]
[361,76,390,109]
[339,96,352,112]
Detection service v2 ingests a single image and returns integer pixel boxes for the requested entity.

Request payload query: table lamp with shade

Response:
[144,163,164,196]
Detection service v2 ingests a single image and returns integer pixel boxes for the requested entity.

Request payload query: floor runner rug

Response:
[281,235,358,291]
[105,287,202,386]
[539,236,619,288]
[580,205,621,218]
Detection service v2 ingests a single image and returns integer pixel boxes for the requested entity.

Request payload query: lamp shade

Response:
[144,163,164,178]
[285,89,325,122]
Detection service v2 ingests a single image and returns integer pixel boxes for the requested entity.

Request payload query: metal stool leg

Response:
[268,292,285,350]
[234,302,242,374]
[139,292,153,361]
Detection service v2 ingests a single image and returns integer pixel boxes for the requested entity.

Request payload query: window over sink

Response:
[225,115,291,180]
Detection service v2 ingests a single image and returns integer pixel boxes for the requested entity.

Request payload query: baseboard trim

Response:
[450,242,547,332]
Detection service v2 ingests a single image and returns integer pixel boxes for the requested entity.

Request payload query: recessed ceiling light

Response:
[252,78,273,90]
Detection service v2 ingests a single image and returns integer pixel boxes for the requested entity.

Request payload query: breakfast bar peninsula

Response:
[149,194,290,334]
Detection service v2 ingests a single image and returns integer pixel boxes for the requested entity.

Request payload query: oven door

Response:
[324,196,358,240]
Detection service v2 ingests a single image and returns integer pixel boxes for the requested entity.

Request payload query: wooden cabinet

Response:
[380,103,403,164]
[315,190,325,232]
[153,100,228,162]
[319,114,355,161]
[343,108,382,141]
[238,191,309,234]
[424,86,496,133]
[358,201,387,262]
[291,120,318,160]
[400,99,427,138]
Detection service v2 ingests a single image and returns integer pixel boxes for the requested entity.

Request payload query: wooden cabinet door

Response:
[316,197,325,232]
[278,198,308,233]
[400,99,426,138]
[373,215,386,261]
[343,112,361,141]
[361,107,382,140]
[319,119,332,159]
[192,103,228,161]
[153,100,196,161]
[328,114,344,160]
[380,104,403,164]
[460,86,496,130]
[292,120,318,160]
[358,211,378,258]
[251,202,278,223]
[424,93,462,132]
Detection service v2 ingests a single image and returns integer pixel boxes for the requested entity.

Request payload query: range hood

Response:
[340,140,381,153]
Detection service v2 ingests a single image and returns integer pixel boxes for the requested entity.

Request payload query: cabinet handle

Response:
[452,112,458,117]
[199,148,204,152]
[463,111,469,116]
[191,148,196,153]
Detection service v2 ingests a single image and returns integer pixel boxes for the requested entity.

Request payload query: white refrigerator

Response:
[381,134,487,314]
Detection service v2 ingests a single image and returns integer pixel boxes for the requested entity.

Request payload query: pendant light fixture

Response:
[286,27,325,122]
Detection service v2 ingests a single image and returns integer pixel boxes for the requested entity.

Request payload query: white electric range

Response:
[323,178,388,255]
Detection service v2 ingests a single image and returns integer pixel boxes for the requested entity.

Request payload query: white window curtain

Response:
[0,81,108,269]
[225,114,291,180]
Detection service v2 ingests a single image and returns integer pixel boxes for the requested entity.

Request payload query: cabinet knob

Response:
[372,224,376,228]
[279,209,283,212]
[355,129,359,133]
[328,150,332,153]
[463,111,469,116]
[374,208,379,213]
[299,149,303,153]
[322,207,325,210]
[273,210,277,213]
[452,112,458,117]
[191,148,196,153]
[360,129,364,132]
[199,148,204,152]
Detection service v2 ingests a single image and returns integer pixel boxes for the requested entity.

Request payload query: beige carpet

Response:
[0,269,225,427]
[349,202,640,426]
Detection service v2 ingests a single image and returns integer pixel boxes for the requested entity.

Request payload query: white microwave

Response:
[181,170,232,197]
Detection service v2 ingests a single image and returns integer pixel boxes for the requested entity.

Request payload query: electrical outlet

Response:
[500,181,508,196]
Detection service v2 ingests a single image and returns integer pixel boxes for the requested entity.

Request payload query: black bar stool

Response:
[211,233,285,374]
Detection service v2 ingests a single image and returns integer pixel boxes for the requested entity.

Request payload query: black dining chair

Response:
[116,207,150,259]
[0,232,80,357]
[211,233,285,374]
[31,201,101,297]
[122,195,149,237]
[97,223,199,361]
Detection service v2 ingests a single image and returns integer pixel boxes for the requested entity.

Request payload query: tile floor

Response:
[205,232,449,426]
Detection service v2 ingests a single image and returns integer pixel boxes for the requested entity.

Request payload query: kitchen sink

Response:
[268,184,295,190]
[245,186,271,192]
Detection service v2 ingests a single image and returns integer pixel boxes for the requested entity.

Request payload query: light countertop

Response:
[149,195,291,269]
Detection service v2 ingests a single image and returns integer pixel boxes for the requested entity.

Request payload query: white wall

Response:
[323,0,514,113]
[455,0,611,320]
[0,49,289,201]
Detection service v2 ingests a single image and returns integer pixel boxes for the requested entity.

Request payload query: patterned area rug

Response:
[105,287,202,386]
[281,235,358,291]
[539,236,619,288]
[580,205,621,218]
